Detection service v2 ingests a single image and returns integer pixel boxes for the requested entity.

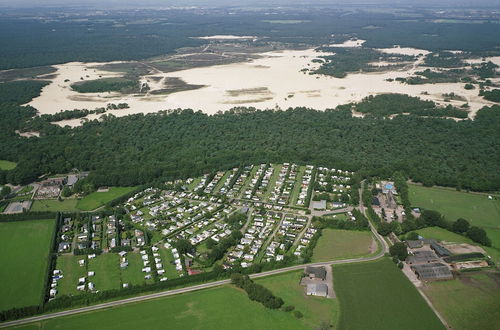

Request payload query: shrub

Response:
[282,305,295,312]
[294,310,304,319]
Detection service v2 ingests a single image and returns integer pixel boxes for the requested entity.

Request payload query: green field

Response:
[14,286,309,330]
[312,229,375,262]
[88,253,122,291]
[0,219,55,311]
[120,252,154,286]
[76,187,137,211]
[409,184,500,248]
[256,270,339,329]
[414,227,500,264]
[333,258,445,330]
[0,160,17,170]
[30,199,79,212]
[422,272,500,330]
[55,255,88,296]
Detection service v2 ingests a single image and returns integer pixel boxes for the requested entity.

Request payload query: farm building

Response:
[406,251,439,264]
[306,283,328,297]
[411,263,453,281]
[305,266,327,280]
[430,242,452,257]
[406,240,423,249]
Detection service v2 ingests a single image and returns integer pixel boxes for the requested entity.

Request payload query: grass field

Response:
[158,248,180,279]
[312,229,375,262]
[0,219,55,311]
[30,199,78,212]
[76,187,137,211]
[422,271,500,330]
[14,285,310,330]
[55,255,88,296]
[333,258,445,330]
[414,227,500,264]
[120,252,154,286]
[256,270,339,329]
[0,160,17,170]
[408,184,500,248]
[87,253,121,291]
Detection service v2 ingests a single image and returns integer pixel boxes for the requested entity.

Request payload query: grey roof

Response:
[406,250,439,264]
[312,200,327,210]
[306,283,328,296]
[406,240,423,249]
[411,263,453,280]
[67,175,78,186]
[305,266,327,280]
[431,242,452,257]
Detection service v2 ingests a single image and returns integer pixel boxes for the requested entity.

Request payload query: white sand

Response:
[328,39,366,48]
[194,35,257,40]
[28,48,497,127]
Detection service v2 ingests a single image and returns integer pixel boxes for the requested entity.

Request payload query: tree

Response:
[61,186,72,198]
[389,242,408,261]
[467,226,491,247]
[175,239,193,255]
[406,231,419,240]
[452,218,470,234]
[0,185,11,198]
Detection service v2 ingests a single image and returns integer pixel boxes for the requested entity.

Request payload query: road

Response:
[1,215,387,328]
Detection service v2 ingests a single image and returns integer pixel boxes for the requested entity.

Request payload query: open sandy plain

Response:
[25,41,499,127]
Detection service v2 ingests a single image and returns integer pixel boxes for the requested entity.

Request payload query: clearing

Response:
[76,187,137,211]
[0,219,55,311]
[312,229,375,262]
[30,199,78,212]
[408,184,500,249]
[333,258,445,330]
[0,160,17,170]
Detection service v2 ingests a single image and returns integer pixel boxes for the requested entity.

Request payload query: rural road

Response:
[1,223,387,328]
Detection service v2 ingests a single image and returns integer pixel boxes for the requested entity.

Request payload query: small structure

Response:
[306,283,328,297]
[406,251,439,264]
[430,242,452,257]
[372,197,380,207]
[406,240,423,249]
[411,263,453,281]
[312,200,326,210]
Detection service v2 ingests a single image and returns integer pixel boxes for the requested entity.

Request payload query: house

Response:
[306,283,328,297]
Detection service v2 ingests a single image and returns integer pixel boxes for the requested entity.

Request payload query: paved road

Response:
[1,220,387,328]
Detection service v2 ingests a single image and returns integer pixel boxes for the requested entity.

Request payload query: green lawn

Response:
[13,286,308,330]
[289,165,306,206]
[256,270,339,329]
[312,229,375,262]
[87,253,121,291]
[409,184,500,248]
[120,252,154,286]
[0,160,17,170]
[76,187,137,211]
[55,255,88,296]
[30,199,79,212]
[422,272,500,330]
[0,219,55,311]
[333,258,445,330]
[158,248,180,279]
[414,227,500,264]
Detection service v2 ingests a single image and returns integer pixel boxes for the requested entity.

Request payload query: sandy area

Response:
[26,46,498,127]
[194,35,257,40]
[328,39,366,48]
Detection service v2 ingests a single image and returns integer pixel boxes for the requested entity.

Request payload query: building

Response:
[306,283,328,297]
[411,263,453,281]
[430,242,452,257]
[406,250,439,264]
[305,266,327,280]
[406,240,423,249]
[312,200,326,210]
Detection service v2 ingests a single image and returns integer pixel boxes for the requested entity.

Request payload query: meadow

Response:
[55,255,88,296]
[333,258,445,330]
[312,229,375,262]
[30,199,79,212]
[0,219,55,311]
[75,187,137,211]
[422,272,500,330]
[0,160,16,170]
[408,184,500,248]
[13,286,309,329]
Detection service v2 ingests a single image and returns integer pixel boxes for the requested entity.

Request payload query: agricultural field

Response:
[0,219,55,311]
[422,271,500,330]
[30,199,78,212]
[75,187,137,211]
[13,286,306,330]
[333,258,445,330]
[0,160,16,170]
[312,228,375,262]
[414,227,500,264]
[408,184,500,248]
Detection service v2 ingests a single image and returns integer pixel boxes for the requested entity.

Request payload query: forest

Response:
[0,7,499,70]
